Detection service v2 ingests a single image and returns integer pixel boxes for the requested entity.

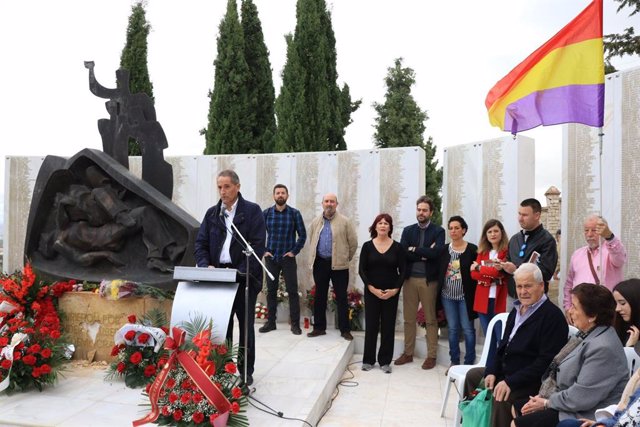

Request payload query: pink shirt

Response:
[563,235,627,309]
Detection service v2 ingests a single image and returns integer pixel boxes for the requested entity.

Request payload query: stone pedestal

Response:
[59,292,172,362]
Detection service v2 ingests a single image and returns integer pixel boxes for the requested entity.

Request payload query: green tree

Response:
[241,0,276,153]
[203,0,252,154]
[604,0,640,71]
[119,1,154,156]
[275,0,359,152]
[373,58,443,223]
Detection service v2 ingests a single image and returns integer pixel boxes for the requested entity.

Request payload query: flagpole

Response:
[598,126,604,284]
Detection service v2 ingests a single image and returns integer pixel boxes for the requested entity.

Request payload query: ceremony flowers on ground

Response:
[254,302,268,320]
[329,287,365,331]
[0,263,72,392]
[106,310,169,388]
[135,318,248,427]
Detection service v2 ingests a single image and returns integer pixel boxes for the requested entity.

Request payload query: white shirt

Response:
[219,199,238,264]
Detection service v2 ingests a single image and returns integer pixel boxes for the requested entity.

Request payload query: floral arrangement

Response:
[254,302,268,320]
[135,318,248,427]
[416,304,447,329]
[329,287,365,331]
[305,285,316,311]
[106,310,169,388]
[99,279,174,300]
[0,263,73,392]
[261,276,301,305]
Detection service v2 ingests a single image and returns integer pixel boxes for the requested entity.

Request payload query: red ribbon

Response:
[132,327,231,427]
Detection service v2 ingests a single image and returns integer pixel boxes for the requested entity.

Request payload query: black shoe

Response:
[291,325,302,335]
[245,375,253,386]
[259,323,276,333]
[341,331,354,341]
[307,329,326,337]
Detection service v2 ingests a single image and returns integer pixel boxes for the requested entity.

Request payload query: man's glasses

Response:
[518,243,528,258]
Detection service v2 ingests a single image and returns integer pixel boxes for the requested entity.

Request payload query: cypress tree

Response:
[373,58,443,223]
[241,0,276,153]
[204,0,252,154]
[119,1,153,156]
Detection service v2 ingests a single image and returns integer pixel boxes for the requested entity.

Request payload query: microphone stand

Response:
[226,218,274,392]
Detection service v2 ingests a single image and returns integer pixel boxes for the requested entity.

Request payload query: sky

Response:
[1,0,639,230]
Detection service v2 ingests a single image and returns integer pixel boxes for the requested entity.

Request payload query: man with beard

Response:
[307,193,358,341]
[259,184,307,335]
[563,214,627,323]
[395,195,445,370]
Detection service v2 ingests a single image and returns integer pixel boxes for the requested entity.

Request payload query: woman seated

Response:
[512,283,628,427]
[613,279,640,352]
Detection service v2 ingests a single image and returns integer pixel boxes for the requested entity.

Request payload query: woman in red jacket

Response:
[470,219,509,335]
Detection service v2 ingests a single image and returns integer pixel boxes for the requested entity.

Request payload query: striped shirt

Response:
[264,205,307,261]
[442,246,464,300]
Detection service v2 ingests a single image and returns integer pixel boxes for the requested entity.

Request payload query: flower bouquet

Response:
[329,287,365,331]
[0,264,72,392]
[106,310,169,388]
[134,318,248,427]
[254,302,268,320]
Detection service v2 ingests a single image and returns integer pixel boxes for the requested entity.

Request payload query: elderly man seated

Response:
[464,263,568,426]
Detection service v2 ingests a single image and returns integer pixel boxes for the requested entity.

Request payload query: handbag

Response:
[459,387,492,427]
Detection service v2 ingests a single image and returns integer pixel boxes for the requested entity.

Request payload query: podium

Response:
[170,267,239,343]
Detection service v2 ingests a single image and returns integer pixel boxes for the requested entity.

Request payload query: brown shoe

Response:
[394,353,413,365]
[422,357,437,370]
[307,329,326,338]
[341,331,354,341]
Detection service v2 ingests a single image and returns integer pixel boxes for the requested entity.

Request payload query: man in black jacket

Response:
[465,263,567,426]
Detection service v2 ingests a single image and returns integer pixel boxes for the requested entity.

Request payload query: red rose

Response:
[39,364,51,374]
[124,330,136,341]
[129,351,143,365]
[161,406,170,416]
[193,392,203,403]
[181,379,192,390]
[224,362,237,374]
[180,392,191,404]
[1,359,11,370]
[22,354,37,366]
[117,362,126,373]
[39,327,49,336]
[192,412,204,423]
[143,365,156,377]
[50,330,61,339]
[0,337,8,346]
[27,344,41,354]
[127,314,137,323]
[231,387,243,399]
[31,367,41,378]
[172,409,183,421]
[110,345,121,357]
[166,378,176,388]
[137,333,150,344]
[168,392,178,404]
[40,348,52,359]
[231,402,240,414]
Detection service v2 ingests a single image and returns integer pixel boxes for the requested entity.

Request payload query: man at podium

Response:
[194,170,266,386]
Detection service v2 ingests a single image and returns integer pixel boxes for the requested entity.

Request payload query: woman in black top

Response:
[359,213,406,373]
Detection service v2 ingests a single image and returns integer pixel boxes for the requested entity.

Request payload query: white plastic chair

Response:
[625,347,640,376]
[440,312,510,426]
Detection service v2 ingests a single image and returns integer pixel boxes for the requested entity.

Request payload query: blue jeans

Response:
[442,297,476,364]
[556,420,583,427]
[478,298,496,336]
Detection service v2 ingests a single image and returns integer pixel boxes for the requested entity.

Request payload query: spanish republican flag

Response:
[486,0,604,134]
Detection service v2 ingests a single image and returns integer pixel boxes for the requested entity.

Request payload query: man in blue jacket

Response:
[395,195,445,370]
[194,170,266,386]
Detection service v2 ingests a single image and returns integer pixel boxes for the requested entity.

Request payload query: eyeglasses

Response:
[518,243,527,258]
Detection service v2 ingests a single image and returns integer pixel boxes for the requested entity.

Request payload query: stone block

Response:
[59,292,172,361]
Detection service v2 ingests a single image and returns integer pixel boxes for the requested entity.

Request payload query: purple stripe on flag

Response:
[503,84,604,133]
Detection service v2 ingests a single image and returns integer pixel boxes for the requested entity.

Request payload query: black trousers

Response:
[363,288,399,366]
[312,257,350,332]
[264,256,301,326]
[226,279,259,376]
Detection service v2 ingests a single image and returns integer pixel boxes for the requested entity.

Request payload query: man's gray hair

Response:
[217,169,240,185]
[514,262,543,283]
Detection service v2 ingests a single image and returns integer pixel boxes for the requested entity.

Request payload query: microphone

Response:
[219,207,227,220]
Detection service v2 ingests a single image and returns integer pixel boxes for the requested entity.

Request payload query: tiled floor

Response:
[0,326,460,426]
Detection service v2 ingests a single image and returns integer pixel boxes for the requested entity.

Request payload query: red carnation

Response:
[232,387,243,399]
[127,314,137,323]
[117,362,126,373]
[1,359,11,370]
[166,378,176,388]
[161,406,170,416]
[224,362,237,374]
[124,330,136,341]
[137,333,150,344]
[143,365,156,377]
[39,327,50,336]
[231,402,240,414]
[193,392,203,403]
[172,409,183,421]
[0,337,8,346]
[168,392,178,404]
[129,351,142,365]
[181,379,192,390]
[39,364,51,374]
[22,354,37,366]
[40,348,52,359]
[31,367,41,378]
[180,392,191,404]
[50,330,61,339]
[192,411,204,423]
[27,344,41,354]
[110,345,121,357]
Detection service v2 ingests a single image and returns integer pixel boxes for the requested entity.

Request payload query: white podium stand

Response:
[170,267,239,343]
